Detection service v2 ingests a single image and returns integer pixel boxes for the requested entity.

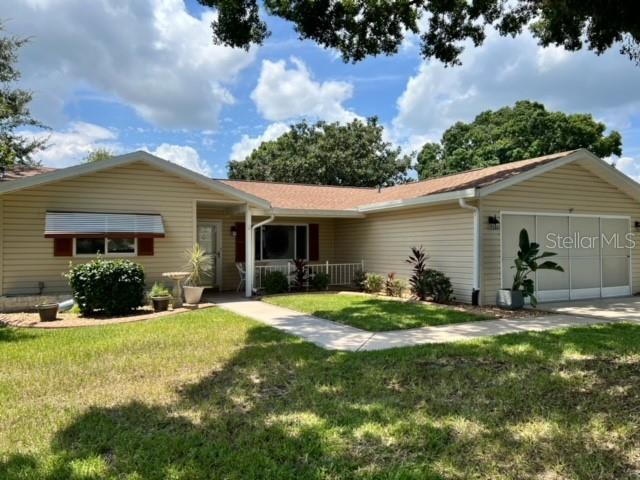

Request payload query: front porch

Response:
[195,201,362,296]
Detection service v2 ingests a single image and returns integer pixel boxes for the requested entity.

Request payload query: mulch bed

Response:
[0,303,217,329]
[335,291,555,320]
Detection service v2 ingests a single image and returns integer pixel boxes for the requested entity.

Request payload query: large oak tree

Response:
[228,117,412,187]
[416,100,623,179]
[199,1,640,66]
[0,23,47,168]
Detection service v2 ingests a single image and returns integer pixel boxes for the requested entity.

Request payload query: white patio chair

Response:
[236,262,246,292]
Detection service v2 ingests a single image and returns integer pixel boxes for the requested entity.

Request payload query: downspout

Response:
[248,214,275,296]
[459,198,481,305]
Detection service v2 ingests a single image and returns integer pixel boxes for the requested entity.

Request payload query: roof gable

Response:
[0,151,271,208]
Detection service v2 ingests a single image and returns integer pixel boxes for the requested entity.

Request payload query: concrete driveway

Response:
[543,296,640,322]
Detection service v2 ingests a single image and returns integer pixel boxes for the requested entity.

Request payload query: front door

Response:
[197,221,222,289]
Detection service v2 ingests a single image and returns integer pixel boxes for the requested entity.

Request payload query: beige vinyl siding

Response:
[1,161,235,296]
[334,203,475,303]
[481,161,640,304]
[197,207,337,290]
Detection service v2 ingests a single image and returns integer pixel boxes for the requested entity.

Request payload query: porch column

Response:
[244,206,253,297]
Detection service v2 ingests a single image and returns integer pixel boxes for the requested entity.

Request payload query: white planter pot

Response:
[183,286,205,305]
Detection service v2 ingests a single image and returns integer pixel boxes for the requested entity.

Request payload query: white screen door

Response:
[197,221,222,288]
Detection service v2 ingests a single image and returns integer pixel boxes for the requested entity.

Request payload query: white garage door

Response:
[501,213,631,302]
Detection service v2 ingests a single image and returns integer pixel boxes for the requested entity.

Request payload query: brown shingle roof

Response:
[1,165,56,182]
[221,150,576,211]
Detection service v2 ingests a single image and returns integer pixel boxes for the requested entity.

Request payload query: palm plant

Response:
[511,228,564,306]
[184,244,212,286]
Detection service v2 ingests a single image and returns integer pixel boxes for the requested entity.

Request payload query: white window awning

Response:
[45,211,165,238]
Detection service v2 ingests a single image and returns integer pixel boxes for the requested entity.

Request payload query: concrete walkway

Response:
[215,297,623,352]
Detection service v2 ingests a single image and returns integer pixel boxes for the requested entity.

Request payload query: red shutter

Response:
[235,222,246,262]
[53,238,73,257]
[138,237,154,256]
[309,223,320,261]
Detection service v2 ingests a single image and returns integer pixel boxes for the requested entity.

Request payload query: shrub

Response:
[353,270,367,291]
[291,258,309,290]
[263,271,289,295]
[419,268,454,303]
[384,272,405,297]
[311,271,330,290]
[406,246,429,300]
[363,273,384,293]
[66,258,145,315]
[149,282,171,298]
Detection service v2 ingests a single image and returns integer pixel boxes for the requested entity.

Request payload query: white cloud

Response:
[146,143,212,176]
[23,122,120,168]
[3,0,256,129]
[611,156,640,182]
[251,57,359,122]
[229,122,290,162]
[393,31,640,143]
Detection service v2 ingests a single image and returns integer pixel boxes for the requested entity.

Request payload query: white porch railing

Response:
[254,261,364,290]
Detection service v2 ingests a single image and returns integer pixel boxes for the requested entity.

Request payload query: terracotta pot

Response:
[183,286,205,305]
[37,303,59,322]
[151,296,171,312]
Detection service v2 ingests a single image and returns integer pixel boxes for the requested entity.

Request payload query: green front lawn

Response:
[2,309,640,479]
[264,293,489,331]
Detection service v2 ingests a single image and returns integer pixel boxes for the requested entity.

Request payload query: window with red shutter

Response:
[309,223,320,261]
[53,238,73,257]
[138,237,154,256]
[235,222,246,262]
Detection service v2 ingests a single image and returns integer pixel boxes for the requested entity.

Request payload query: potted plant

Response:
[497,228,564,309]
[183,244,212,304]
[149,282,172,312]
[36,302,58,322]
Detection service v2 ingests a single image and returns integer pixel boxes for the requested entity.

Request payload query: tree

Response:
[84,148,113,163]
[199,1,640,66]
[0,23,47,168]
[416,101,623,179]
[228,117,412,187]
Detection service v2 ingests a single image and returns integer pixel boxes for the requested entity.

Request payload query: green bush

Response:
[363,273,384,293]
[66,258,146,315]
[384,272,405,297]
[149,282,171,298]
[311,272,330,290]
[353,270,367,291]
[263,271,289,295]
[419,269,454,303]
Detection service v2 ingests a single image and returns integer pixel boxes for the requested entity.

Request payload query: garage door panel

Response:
[537,215,569,256]
[602,256,629,288]
[502,214,534,256]
[569,217,599,257]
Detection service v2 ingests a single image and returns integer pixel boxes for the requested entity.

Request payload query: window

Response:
[74,237,137,256]
[255,225,308,261]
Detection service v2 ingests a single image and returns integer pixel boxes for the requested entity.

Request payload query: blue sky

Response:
[5,0,640,180]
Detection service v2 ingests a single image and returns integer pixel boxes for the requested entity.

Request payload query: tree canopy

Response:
[0,23,47,168]
[416,101,623,179]
[199,0,640,66]
[228,117,412,187]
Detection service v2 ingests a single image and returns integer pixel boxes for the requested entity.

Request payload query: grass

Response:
[263,293,489,331]
[1,310,640,479]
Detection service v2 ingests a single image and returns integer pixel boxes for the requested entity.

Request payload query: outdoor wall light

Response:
[634,221,640,231]
[230,225,237,237]
[488,215,500,230]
